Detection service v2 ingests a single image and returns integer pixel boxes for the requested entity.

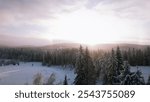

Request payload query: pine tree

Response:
[103,73,108,85]
[105,47,124,85]
[131,69,145,85]
[106,49,118,84]
[83,47,96,85]
[74,45,86,85]
[118,61,145,85]
[74,46,96,85]
[120,61,131,85]
[63,75,68,85]
[116,46,124,75]
[42,53,46,66]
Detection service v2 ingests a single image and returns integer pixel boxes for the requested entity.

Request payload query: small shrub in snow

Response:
[63,75,68,85]
[46,73,56,85]
[33,73,43,85]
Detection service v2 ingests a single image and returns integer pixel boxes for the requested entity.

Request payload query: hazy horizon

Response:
[0,0,150,46]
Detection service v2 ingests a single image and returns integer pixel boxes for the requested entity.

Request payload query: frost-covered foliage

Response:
[97,47,124,85]
[33,73,43,85]
[33,73,63,85]
[101,49,120,85]
[46,73,56,85]
[74,46,86,85]
[74,46,96,85]
[116,47,124,74]
[96,47,146,85]
[129,70,145,85]
[120,63,145,85]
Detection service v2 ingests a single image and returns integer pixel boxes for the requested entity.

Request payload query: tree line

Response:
[122,47,150,66]
[0,48,77,66]
[0,47,150,66]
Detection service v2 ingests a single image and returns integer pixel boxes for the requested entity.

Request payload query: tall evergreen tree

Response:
[106,49,118,84]
[121,68,145,85]
[116,46,124,75]
[120,61,131,85]
[74,46,96,85]
[83,47,96,84]
[132,69,145,85]
[74,45,86,85]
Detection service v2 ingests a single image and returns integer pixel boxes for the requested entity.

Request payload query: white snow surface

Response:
[0,62,75,85]
[0,62,149,85]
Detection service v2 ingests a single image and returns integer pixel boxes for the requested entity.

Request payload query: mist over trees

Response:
[122,47,150,66]
[0,48,77,67]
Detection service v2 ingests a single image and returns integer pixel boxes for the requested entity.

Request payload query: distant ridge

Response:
[0,42,150,50]
[94,43,150,50]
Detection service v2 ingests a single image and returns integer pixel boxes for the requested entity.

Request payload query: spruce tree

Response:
[131,69,145,85]
[74,46,96,85]
[107,49,118,84]
[121,69,145,85]
[83,47,96,85]
[74,45,86,85]
[120,61,131,85]
[116,46,124,75]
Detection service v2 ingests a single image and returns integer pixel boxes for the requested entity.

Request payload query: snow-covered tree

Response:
[106,49,118,84]
[74,45,86,85]
[120,61,131,85]
[116,46,124,75]
[130,69,145,85]
[103,48,123,85]
[46,73,56,85]
[102,47,145,85]
[33,73,43,85]
[121,66,145,85]
[74,46,96,85]
[83,47,96,84]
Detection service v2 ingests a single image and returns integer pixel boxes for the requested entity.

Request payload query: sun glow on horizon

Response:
[41,8,138,45]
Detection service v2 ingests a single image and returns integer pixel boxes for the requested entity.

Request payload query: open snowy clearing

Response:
[0,62,149,85]
[0,62,75,85]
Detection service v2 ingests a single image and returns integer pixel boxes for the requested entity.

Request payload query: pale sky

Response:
[0,0,150,46]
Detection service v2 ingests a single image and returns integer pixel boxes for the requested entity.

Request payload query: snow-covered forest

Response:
[0,45,150,85]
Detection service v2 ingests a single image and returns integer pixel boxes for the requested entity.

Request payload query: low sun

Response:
[45,8,133,45]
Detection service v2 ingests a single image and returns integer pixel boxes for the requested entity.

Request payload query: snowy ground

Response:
[0,62,149,85]
[131,66,150,82]
[0,62,75,85]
